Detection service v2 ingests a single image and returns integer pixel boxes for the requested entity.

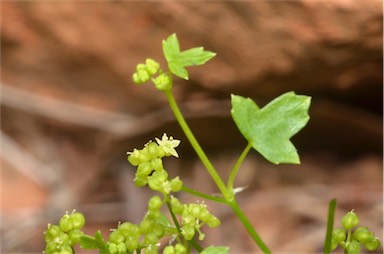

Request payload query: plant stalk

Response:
[164,90,229,199]
[181,185,227,203]
[165,86,271,253]
[227,142,252,192]
[323,198,337,254]
[166,201,203,252]
[228,199,272,254]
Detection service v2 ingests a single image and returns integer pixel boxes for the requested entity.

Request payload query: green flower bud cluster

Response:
[163,243,187,254]
[107,195,175,254]
[127,134,182,195]
[170,197,221,241]
[132,58,160,84]
[132,58,171,91]
[44,211,85,254]
[331,210,381,253]
[107,222,141,254]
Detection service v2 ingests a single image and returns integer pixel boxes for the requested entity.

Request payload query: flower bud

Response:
[59,244,74,254]
[70,212,85,229]
[137,70,150,83]
[117,242,127,253]
[346,240,361,254]
[153,223,165,238]
[148,176,163,192]
[164,246,176,254]
[145,58,160,76]
[151,158,163,171]
[170,177,183,192]
[58,231,72,245]
[341,210,359,230]
[137,162,153,178]
[181,226,195,241]
[190,205,202,218]
[144,232,159,244]
[108,243,118,254]
[364,237,381,251]
[59,214,73,233]
[140,219,155,234]
[44,224,61,243]
[332,228,346,243]
[175,243,187,254]
[207,216,221,228]
[153,73,172,91]
[148,196,163,211]
[330,239,339,251]
[134,176,147,187]
[132,73,141,85]
[125,236,139,251]
[45,240,60,253]
[182,214,196,227]
[147,142,161,158]
[138,148,152,163]
[353,227,373,244]
[127,149,141,166]
[170,197,184,214]
[109,230,125,244]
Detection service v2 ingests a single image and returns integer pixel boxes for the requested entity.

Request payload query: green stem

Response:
[227,143,252,191]
[164,83,270,253]
[181,185,227,204]
[164,90,229,199]
[323,198,337,254]
[166,201,203,252]
[228,199,272,254]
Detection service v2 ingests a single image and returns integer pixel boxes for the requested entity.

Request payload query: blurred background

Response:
[1,1,382,253]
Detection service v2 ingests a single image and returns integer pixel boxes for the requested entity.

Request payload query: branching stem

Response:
[165,86,271,253]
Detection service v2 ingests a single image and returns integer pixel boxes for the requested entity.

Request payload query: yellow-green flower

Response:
[155,133,180,158]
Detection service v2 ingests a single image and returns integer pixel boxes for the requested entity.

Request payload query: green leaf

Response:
[201,246,229,254]
[162,33,216,80]
[157,211,172,228]
[79,230,109,253]
[231,92,311,164]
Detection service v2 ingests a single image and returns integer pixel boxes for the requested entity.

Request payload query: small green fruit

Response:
[341,210,359,230]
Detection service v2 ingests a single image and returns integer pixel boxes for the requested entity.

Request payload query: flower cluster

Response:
[127,134,182,195]
[132,58,160,84]
[132,58,171,91]
[43,211,85,254]
[170,196,221,241]
[331,210,381,253]
[107,195,182,254]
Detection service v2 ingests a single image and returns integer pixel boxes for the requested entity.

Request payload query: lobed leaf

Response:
[231,92,311,164]
[79,231,108,253]
[162,33,216,80]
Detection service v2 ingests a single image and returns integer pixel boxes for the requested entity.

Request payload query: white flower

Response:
[155,133,181,158]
